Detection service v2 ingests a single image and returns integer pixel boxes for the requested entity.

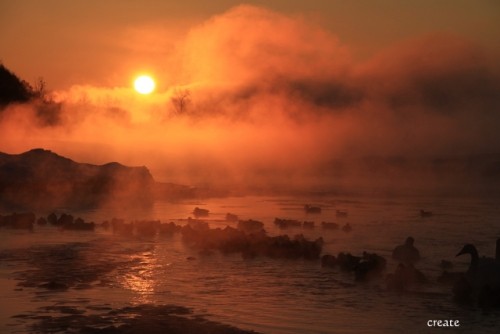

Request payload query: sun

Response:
[133,75,156,94]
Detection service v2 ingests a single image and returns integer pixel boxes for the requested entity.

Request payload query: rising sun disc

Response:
[134,75,156,94]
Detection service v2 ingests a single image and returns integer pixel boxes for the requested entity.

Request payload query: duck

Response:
[354,252,386,281]
[321,254,337,268]
[193,207,209,217]
[225,213,239,222]
[304,205,321,214]
[336,252,361,272]
[336,210,348,218]
[420,210,433,218]
[341,223,352,232]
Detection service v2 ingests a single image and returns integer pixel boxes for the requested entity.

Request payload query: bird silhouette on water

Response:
[392,236,421,265]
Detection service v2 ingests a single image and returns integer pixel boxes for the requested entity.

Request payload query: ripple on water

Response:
[1,195,500,333]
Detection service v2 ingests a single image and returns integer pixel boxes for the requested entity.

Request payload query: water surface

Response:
[1,194,499,333]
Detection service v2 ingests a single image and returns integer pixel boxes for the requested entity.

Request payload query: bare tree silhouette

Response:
[33,77,47,99]
[171,88,191,114]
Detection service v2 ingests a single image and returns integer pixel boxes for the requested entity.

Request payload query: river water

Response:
[1,194,499,333]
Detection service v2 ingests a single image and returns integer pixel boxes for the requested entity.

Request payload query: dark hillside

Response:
[0,149,155,210]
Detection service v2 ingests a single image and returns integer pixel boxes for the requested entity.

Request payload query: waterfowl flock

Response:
[1,208,500,310]
[0,212,95,231]
[322,251,387,282]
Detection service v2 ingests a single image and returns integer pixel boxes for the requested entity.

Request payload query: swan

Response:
[496,238,500,263]
[456,244,497,273]
[392,237,420,265]
[441,241,498,288]
[455,243,500,306]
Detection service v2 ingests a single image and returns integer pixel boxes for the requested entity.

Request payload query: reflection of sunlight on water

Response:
[120,249,159,304]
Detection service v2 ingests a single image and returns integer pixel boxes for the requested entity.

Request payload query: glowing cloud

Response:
[1,5,499,193]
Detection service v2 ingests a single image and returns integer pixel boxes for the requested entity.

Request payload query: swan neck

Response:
[496,240,500,262]
[469,249,479,272]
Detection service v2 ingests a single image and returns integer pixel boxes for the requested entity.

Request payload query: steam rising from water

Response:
[1,5,499,192]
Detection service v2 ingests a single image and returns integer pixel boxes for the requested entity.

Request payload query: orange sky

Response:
[0,0,498,90]
[1,2,499,189]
